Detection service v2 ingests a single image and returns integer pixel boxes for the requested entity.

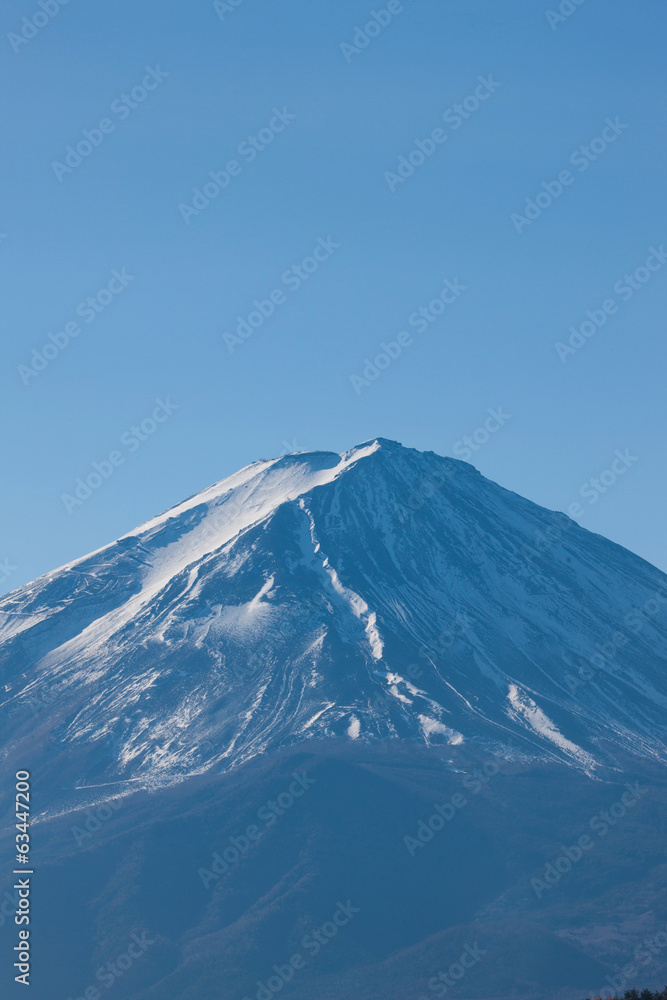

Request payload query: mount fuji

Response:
[2,440,667,1000]
[2,438,667,804]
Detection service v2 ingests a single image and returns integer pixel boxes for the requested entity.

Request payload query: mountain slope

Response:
[7,743,667,1000]
[2,439,667,809]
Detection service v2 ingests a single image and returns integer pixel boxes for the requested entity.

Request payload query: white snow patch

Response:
[26,444,384,669]
[247,575,275,612]
[300,502,384,662]
[507,684,596,766]
[365,612,384,661]
[301,702,335,731]
[384,672,421,704]
[418,714,464,743]
[389,685,412,705]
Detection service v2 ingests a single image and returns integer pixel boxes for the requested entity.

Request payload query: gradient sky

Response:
[1,0,666,595]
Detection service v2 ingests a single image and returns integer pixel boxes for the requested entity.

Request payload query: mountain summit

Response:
[2,439,666,799]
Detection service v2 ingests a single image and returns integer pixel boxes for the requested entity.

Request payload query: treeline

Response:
[585,989,667,1000]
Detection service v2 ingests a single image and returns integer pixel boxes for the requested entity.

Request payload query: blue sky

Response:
[1,0,666,594]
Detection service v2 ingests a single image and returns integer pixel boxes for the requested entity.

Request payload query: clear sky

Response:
[1,0,666,595]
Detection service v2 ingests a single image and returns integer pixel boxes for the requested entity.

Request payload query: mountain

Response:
[1,439,667,1000]
[14,742,667,1000]
[1,438,666,806]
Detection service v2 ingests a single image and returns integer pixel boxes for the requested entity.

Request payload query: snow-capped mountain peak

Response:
[2,439,666,802]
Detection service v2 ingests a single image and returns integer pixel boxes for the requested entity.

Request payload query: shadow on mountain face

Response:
[8,741,666,1000]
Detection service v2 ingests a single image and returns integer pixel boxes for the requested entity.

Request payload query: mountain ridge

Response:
[1,438,666,815]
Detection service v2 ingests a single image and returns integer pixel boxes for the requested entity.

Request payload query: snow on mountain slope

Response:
[1,438,666,800]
